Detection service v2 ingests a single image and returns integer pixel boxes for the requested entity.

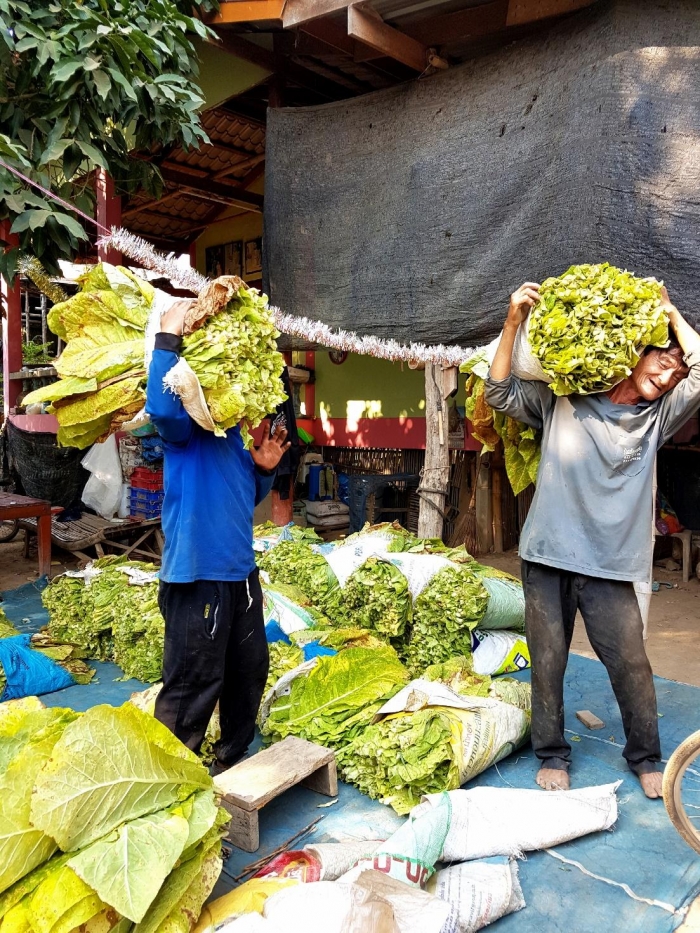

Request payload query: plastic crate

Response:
[129,503,162,521]
[130,467,164,491]
[129,488,164,506]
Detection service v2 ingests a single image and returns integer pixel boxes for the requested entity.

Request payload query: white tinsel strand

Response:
[99,226,476,366]
[270,309,476,368]
[97,227,209,294]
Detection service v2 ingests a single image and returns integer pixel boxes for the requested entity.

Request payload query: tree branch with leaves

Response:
[0,0,217,280]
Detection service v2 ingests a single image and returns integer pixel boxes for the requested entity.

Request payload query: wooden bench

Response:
[21,513,163,563]
[214,736,338,852]
[0,492,51,577]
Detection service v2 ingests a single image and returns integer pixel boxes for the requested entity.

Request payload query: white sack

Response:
[428,858,525,933]
[414,782,621,862]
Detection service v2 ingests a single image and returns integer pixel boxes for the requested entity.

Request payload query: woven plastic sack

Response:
[427,858,525,933]
[478,578,525,631]
[471,630,530,676]
[414,782,621,862]
[483,319,547,382]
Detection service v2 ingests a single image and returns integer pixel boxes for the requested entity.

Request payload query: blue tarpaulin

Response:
[3,580,700,930]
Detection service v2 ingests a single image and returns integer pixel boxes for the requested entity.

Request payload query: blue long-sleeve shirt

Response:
[145,333,275,583]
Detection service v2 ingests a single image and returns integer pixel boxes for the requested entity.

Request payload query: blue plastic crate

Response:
[129,488,164,506]
[129,502,162,520]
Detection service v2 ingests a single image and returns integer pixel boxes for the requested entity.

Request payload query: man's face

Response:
[630,349,688,401]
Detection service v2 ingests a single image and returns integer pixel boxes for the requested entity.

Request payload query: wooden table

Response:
[0,492,52,577]
[20,513,163,564]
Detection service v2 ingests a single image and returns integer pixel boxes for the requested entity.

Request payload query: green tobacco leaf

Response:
[22,376,98,407]
[68,805,191,923]
[30,704,212,853]
[0,709,78,895]
[28,865,105,933]
[265,647,408,747]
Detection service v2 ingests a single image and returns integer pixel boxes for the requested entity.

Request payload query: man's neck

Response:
[607,378,642,405]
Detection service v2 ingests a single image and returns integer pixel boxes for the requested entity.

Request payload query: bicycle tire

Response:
[663,730,700,854]
[0,520,19,543]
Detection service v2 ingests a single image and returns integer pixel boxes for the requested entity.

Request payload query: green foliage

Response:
[0,0,215,276]
[530,263,668,395]
[258,541,340,609]
[334,557,412,639]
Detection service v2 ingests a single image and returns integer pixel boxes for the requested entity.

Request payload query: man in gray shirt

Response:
[485,283,700,799]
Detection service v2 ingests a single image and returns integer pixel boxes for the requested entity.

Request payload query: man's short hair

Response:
[644,335,687,368]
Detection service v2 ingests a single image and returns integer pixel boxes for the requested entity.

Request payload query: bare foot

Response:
[639,771,663,799]
[536,767,570,791]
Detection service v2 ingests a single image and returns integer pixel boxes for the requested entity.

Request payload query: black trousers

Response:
[522,560,661,776]
[154,569,269,765]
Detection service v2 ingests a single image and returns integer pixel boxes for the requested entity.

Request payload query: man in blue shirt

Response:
[146,299,290,772]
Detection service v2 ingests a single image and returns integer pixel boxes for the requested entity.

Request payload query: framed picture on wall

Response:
[224,240,243,276]
[244,237,263,276]
[205,244,225,279]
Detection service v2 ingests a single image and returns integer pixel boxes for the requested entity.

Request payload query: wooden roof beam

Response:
[158,166,264,212]
[347,6,446,73]
[211,31,353,100]
[206,0,286,25]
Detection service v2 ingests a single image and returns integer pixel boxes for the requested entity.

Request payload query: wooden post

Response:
[475,456,493,553]
[2,224,22,418]
[418,363,451,539]
[492,463,503,553]
[96,169,122,264]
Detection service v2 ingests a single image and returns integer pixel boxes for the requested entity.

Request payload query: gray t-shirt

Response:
[484,351,700,582]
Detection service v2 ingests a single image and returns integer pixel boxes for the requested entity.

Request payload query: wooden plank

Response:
[506,0,597,27]
[214,736,336,811]
[417,364,450,538]
[302,759,338,796]
[283,0,351,28]
[207,0,286,24]
[220,802,259,852]
[158,166,264,212]
[348,6,427,73]
[402,0,508,47]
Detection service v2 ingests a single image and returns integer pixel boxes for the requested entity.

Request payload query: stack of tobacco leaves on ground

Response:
[333,557,412,639]
[261,645,408,748]
[44,557,164,682]
[402,564,489,675]
[0,698,228,933]
[258,541,340,615]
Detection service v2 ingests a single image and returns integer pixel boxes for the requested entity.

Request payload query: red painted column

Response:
[2,224,22,418]
[96,168,122,264]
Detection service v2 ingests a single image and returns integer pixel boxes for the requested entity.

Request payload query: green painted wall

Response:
[314,352,425,420]
[195,40,270,110]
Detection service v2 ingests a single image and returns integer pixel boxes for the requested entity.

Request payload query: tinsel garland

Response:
[18,256,68,305]
[98,228,209,295]
[98,227,476,367]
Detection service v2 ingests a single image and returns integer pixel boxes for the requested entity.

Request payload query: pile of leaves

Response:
[335,557,412,639]
[0,698,228,933]
[22,264,286,449]
[0,611,94,696]
[403,565,489,675]
[44,557,164,682]
[530,263,668,395]
[261,646,408,748]
[338,659,531,814]
[258,541,340,612]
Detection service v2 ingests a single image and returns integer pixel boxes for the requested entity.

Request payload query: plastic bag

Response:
[81,435,123,519]
[0,634,75,700]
